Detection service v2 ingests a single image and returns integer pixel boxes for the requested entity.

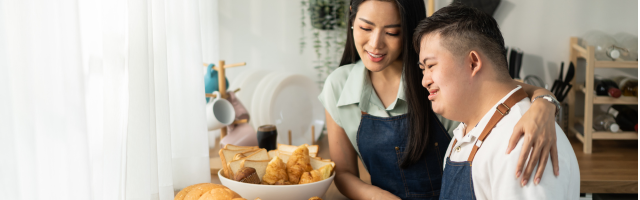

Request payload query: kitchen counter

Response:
[570,137,638,194]
[209,135,638,198]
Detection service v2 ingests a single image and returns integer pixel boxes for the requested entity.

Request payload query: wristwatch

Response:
[531,95,561,118]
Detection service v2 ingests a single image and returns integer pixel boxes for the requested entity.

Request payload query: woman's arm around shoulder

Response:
[508,82,560,186]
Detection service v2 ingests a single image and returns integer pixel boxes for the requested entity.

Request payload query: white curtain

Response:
[0,0,213,199]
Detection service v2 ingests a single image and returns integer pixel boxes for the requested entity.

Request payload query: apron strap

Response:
[467,89,527,162]
[448,88,528,162]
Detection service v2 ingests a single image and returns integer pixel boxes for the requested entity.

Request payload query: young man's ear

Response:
[468,51,482,77]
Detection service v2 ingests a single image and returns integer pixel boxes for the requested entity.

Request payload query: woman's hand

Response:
[369,187,401,200]
[326,109,385,199]
[508,98,560,186]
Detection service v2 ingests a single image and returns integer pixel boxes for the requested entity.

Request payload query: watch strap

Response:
[531,95,561,118]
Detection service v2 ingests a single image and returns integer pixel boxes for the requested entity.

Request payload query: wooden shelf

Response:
[572,121,637,140]
[576,118,584,126]
[572,126,585,142]
[593,96,638,104]
[574,85,638,104]
[567,37,639,154]
[592,132,638,140]
[594,60,639,68]
[571,43,589,59]
[572,43,640,68]
[575,84,588,93]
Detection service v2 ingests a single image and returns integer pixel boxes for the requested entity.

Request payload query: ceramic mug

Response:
[206,91,236,130]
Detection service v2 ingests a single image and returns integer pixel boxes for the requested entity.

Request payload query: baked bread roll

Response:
[285,145,313,184]
[262,156,288,185]
[175,183,208,200]
[198,188,242,200]
[317,164,333,180]
[183,183,227,200]
[273,179,291,185]
[298,170,322,184]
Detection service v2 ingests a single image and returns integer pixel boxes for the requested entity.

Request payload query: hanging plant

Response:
[301,0,348,88]
[300,1,307,54]
[309,0,347,30]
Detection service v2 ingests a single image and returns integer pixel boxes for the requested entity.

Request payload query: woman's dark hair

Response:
[339,0,431,168]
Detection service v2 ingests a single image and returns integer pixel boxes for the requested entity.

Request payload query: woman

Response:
[318,0,560,199]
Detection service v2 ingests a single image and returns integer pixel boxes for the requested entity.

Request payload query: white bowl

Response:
[218,169,335,200]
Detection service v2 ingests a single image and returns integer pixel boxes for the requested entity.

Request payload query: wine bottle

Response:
[593,114,620,132]
[608,105,638,132]
[594,78,622,98]
[612,76,638,97]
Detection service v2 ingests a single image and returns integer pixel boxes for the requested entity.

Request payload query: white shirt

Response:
[443,86,580,200]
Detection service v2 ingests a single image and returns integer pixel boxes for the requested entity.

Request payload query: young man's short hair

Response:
[413,2,508,73]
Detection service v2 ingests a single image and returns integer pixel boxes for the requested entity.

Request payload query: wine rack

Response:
[567,37,638,154]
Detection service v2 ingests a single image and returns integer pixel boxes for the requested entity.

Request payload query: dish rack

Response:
[205,61,323,144]
[566,37,638,153]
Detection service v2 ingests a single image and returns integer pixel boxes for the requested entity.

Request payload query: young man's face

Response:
[418,34,470,119]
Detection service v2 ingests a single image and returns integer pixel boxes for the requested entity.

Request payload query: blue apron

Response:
[357,111,451,199]
[439,89,527,200]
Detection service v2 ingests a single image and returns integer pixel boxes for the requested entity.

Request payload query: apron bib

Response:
[439,89,527,200]
[357,111,451,199]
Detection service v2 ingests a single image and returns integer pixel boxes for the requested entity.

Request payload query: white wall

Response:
[217,0,319,83]
[437,0,638,86]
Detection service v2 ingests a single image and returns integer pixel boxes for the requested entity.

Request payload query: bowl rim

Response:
[218,169,335,188]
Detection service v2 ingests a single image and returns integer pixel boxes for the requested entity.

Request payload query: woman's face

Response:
[353,0,403,72]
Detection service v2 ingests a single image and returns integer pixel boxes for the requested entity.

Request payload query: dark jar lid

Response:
[258,125,277,132]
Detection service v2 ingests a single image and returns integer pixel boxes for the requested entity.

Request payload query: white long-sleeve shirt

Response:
[443,87,580,200]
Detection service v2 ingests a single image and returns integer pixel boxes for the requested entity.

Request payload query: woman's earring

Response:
[351,26,354,30]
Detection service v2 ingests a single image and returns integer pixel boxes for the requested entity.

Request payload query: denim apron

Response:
[439,89,527,200]
[357,111,451,199]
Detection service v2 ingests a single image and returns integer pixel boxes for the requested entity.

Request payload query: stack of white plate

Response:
[229,71,325,146]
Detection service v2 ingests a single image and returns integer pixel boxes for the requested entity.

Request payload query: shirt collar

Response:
[335,60,406,110]
[452,85,524,145]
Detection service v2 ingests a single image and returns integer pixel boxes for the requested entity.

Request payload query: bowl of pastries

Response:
[217,144,335,200]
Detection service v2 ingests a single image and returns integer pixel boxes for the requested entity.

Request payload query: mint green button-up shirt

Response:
[318,60,458,157]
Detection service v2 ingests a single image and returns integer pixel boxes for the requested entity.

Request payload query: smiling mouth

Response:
[366,50,386,62]
[367,51,384,58]
[428,89,438,100]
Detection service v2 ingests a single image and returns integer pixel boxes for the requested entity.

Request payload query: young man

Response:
[413,3,580,200]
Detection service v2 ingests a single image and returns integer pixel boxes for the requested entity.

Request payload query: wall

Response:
[216,0,319,83]
[436,0,638,85]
